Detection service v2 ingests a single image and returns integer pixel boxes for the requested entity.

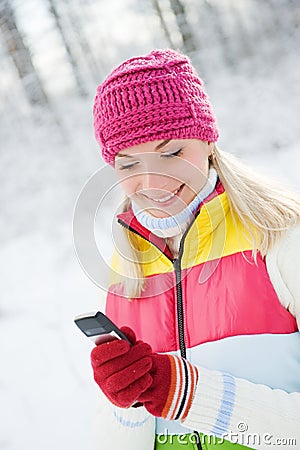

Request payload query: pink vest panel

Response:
[106,251,297,353]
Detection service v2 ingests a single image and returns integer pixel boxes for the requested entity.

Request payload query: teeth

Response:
[151,187,180,203]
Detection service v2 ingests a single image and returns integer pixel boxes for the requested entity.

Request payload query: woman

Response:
[90,49,300,449]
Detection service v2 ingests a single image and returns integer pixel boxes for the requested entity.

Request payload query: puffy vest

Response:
[106,181,298,449]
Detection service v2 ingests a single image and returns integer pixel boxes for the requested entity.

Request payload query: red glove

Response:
[91,327,198,421]
[90,327,153,407]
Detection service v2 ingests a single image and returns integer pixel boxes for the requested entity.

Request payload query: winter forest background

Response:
[1,0,299,449]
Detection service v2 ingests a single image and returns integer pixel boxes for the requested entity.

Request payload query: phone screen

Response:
[74,311,132,346]
[78,317,107,337]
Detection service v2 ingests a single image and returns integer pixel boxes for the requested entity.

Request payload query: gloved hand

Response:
[91,327,198,421]
[90,327,153,407]
[138,353,199,421]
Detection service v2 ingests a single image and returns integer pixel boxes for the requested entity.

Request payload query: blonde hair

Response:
[115,144,300,298]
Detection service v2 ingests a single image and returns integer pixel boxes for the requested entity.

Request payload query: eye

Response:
[117,161,139,171]
[161,148,183,158]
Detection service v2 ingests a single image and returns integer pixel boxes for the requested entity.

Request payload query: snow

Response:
[1,2,300,449]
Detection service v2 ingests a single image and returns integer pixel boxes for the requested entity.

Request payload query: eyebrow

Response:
[155,139,171,150]
[116,139,171,158]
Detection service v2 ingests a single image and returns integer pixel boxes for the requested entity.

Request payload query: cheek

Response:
[181,156,209,193]
[193,153,209,175]
[118,176,139,196]
[180,155,209,181]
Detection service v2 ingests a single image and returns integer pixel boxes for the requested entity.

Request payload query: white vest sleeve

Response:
[93,389,155,450]
[266,224,300,329]
[182,225,300,449]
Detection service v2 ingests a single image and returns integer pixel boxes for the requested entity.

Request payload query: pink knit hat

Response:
[93,49,219,166]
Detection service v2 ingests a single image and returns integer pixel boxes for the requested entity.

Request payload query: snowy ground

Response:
[1,49,300,450]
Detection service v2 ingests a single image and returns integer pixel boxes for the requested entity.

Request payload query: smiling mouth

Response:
[146,184,184,203]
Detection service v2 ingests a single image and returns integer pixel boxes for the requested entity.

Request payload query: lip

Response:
[143,184,185,204]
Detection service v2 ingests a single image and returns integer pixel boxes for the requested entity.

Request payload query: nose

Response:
[141,171,168,191]
[136,154,181,196]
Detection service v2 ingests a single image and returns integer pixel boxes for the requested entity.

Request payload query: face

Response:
[115,139,212,218]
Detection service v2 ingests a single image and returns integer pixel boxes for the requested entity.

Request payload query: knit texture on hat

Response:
[93,49,219,166]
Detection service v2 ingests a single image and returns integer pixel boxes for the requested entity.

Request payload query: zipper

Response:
[118,215,203,450]
[173,240,203,450]
[117,219,174,263]
[173,242,186,359]
[117,212,201,355]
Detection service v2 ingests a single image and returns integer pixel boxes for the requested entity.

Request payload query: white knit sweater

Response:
[94,225,300,450]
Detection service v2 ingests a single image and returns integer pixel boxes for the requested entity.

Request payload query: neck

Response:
[132,167,219,238]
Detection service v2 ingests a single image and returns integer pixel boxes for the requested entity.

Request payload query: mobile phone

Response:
[74,311,132,346]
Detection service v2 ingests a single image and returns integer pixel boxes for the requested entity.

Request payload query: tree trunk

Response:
[64,0,103,83]
[0,0,48,105]
[152,0,175,49]
[202,0,234,67]
[229,1,253,60]
[47,0,87,97]
[169,0,197,53]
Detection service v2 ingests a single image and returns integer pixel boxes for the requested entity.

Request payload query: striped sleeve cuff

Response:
[182,366,236,437]
[162,355,199,421]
